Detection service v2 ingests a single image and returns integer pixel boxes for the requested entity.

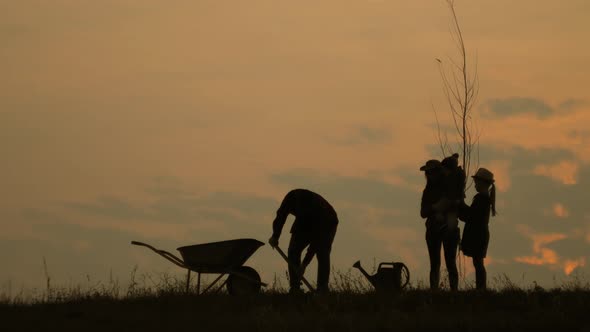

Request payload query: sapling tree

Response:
[432,0,483,286]
[433,0,481,192]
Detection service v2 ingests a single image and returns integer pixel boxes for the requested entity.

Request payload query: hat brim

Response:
[420,165,440,171]
[472,175,494,183]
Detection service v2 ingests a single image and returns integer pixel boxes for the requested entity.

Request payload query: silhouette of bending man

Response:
[269,189,338,293]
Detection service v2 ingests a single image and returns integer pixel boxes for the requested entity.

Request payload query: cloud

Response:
[533,160,579,185]
[558,99,588,112]
[325,126,392,146]
[472,97,590,163]
[482,97,554,119]
[363,223,423,269]
[567,129,590,143]
[57,178,282,246]
[486,159,511,192]
[491,148,587,227]
[68,197,149,221]
[564,258,586,276]
[514,226,567,267]
[431,145,576,170]
[551,203,569,218]
[271,168,419,214]
[0,221,185,288]
[514,225,588,276]
[66,179,277,228]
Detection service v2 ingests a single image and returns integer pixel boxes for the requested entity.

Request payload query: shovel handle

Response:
[273,246,315,292]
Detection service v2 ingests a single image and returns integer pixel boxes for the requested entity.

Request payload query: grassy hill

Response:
[1,273,590,331]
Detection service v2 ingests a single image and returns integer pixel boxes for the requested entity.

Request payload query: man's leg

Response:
[443,227,459,291]
[315,224,337,293]
[287,232,310,292]
[426,227,442,290]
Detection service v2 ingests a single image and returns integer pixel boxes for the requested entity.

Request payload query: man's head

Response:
[420,159,442,182]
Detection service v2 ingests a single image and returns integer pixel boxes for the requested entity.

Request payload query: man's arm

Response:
[270,191,296,246]
[272,209,289,239]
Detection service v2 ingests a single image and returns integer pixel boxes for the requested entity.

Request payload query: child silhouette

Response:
[459,167,497,290]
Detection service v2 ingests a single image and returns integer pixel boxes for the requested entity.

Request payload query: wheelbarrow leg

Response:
[201,274,225,294]
[186,270,191,293]
[197,272,201,295]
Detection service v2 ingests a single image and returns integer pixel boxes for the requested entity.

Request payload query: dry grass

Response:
[1,269,590,331]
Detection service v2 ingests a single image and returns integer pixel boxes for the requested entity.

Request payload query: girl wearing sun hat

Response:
[459,167,497,290]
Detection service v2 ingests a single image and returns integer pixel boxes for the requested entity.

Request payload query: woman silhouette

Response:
[420,159,459,290]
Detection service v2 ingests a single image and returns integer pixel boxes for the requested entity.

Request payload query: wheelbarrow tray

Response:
[177,239,264,273]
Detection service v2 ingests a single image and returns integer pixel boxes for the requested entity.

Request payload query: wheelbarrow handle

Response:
[130,240,187,269]
[273,246,315,292]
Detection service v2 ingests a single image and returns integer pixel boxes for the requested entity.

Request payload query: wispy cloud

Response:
[564,258,586,275]
[325,126,392,146]
[514,227,566,266]
[482,97,554,119]
[477,99,590,163]
[513,225,586,275]
[533,160,579,185]
[551,203,569,218]
[558,99,587,112]
[66,178,277,227]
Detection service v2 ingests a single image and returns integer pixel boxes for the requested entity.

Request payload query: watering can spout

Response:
[353,260,360,269]
[352,260,375,286]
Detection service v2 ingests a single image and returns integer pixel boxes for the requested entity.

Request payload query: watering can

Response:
[353,260,410,292]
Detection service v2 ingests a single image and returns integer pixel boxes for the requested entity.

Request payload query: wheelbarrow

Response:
[131,238,267,295]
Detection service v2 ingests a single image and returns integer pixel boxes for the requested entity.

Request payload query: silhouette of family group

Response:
[268,153,496,293]
[420,153,496,291]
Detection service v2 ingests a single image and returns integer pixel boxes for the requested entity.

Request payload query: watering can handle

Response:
[399,263,410,289]
[378,262,396,269]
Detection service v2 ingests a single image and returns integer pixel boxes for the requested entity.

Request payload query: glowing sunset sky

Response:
[1,0,589,290]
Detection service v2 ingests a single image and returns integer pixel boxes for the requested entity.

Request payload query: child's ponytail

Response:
[490,183,497,217]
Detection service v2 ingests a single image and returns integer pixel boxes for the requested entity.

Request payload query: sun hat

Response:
[472,167,495,183]
[420,159,442,171]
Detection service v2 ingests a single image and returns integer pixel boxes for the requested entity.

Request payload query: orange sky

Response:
[1,0,589,291]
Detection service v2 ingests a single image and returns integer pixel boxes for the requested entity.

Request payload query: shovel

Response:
[273,246,315,292]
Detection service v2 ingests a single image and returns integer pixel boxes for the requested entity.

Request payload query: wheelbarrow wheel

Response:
[226,266,261,296]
